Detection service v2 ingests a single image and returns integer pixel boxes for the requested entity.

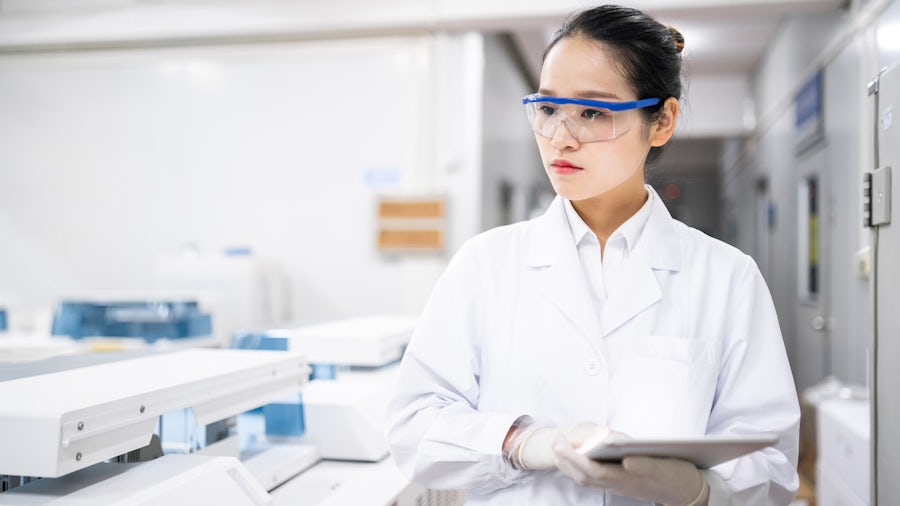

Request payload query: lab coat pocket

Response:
[634,334,718,389]
[610,335,718,435]
[636,334,716,366]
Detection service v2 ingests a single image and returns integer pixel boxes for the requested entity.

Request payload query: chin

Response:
[553,188,596,202]
[551,183,609,202]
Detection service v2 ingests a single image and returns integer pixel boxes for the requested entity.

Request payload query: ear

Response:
[649,97,679,147]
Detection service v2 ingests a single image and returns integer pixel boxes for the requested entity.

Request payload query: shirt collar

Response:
[563,187,655,253]
[563,198,594,245]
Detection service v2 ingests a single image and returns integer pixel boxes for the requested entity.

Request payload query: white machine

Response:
[0,348,309,504]
[256,315,416,462]
[0,315,464,506]
[260,315,464,505]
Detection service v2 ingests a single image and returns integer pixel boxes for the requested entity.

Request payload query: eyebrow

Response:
[537,88,624,101]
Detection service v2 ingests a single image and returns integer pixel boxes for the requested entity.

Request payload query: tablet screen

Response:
[577,434,779,469]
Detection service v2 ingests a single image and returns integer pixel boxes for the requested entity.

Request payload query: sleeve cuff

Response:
[478,412,534,486]
[701,468,730,506]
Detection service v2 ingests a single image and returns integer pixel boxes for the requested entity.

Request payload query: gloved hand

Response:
[517,427,564,470]
[509,421,611,471]
[553,440,708,506]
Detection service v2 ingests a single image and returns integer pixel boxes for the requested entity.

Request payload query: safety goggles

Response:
[522,94,661,142]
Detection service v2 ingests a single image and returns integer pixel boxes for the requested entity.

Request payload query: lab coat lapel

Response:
[526,197,602,341]
[599,190,681,337]
[598,249,661,336]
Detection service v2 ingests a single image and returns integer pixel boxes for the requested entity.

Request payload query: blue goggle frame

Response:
[521,94,661,111]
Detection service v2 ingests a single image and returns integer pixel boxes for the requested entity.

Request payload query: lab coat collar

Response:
[527,186,681,271]
[525,186,681,338]
[562,190,654,253]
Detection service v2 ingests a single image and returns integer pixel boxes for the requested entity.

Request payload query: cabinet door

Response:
[873,62,900,506]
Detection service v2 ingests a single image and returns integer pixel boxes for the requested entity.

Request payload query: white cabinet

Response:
[816,397,870,506]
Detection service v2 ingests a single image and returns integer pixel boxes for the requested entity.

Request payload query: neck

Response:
[572,184,648,250]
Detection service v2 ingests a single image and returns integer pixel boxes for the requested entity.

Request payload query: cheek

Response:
[535,136,554,163]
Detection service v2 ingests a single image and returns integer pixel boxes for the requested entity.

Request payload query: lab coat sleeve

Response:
[702,255,801,505]
[384,238,528,493]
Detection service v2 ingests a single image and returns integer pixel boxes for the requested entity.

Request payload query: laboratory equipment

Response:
[0,348,309,504]
[269,458,465,506]
[0,334,81,363]
[50,299,212,343]
[236,314,463,506]
[235,314,416,367]
[232,314,417,462]
[0,455,269,506]
[0,315,460,505]
[154,248,286,345]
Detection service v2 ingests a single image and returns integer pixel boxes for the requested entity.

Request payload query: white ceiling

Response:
[0,0,846,82]
[506,0,846,89]
[0,0,846,176]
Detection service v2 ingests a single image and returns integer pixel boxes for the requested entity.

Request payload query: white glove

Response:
[517,427,564,470]
[553,440,708,506]
[508,421,610,471]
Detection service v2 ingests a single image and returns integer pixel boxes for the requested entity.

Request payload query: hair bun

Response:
[667,26,685,54]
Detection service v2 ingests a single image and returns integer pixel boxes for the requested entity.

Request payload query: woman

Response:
[385,5,800,505]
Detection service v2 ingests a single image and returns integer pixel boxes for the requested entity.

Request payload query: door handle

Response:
[812,316,826,331]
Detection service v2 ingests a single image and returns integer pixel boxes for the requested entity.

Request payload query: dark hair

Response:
[544,5,685,163]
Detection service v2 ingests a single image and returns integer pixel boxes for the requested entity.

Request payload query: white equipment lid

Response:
[0,454,271,506]
[0,348,308,478]
[273,314,417,367]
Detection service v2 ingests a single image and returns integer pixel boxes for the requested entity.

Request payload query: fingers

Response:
[621,456,661,475]
[553,440,628,487]
[621,455,697,477]
[565,423,609,449]
[620,456,705,505]
[555,452,591,485]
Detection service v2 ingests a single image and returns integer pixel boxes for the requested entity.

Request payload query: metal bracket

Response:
[869,76,880,96]
[865,172,873,227]
[870,166,892,226]
[869,66,888,96]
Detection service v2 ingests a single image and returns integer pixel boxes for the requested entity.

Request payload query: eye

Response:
[537,104,557,116]
[581,108,611,120]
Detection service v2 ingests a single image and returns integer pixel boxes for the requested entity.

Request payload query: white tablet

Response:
[577,434,779,469]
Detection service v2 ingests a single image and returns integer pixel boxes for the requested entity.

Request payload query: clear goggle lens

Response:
[522,94,661,143]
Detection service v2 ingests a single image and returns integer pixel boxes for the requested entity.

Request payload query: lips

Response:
[551,159,583,175]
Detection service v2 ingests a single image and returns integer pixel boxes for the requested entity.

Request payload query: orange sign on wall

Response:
[377,197,445,252]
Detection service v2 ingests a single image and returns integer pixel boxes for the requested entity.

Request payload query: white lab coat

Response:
[385,189,800,505]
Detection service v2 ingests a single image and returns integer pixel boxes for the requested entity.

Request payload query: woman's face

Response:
[535,36,663,202]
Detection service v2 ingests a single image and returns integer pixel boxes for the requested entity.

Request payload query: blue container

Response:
[0,308,7,331]
[51,300,212,342]
[231,330,313,436]
[230,332,288,352]
[263,397,305,437]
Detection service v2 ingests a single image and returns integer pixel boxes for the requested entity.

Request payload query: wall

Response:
[679,74,751,138]
[822,35,872,385]
[0,33,485,333]
[480,34,549,229]
[657,176,720,236]
[877,0,900,68]
[724,2,899,390]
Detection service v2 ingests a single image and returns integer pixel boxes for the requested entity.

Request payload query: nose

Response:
[550,118,580,151]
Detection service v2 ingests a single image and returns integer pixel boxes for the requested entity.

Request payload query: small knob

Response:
[812,316,826,331]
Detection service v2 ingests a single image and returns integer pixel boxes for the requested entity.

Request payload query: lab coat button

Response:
[584,358,602,376]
